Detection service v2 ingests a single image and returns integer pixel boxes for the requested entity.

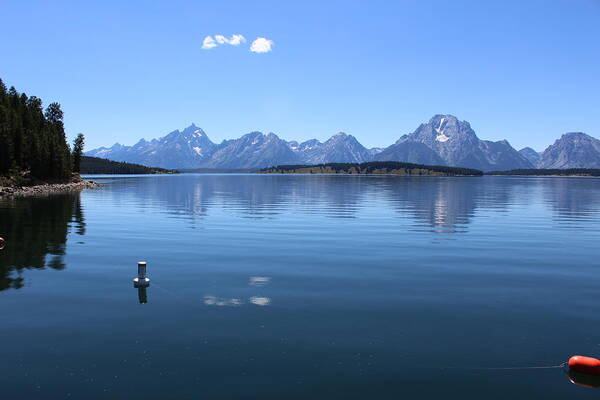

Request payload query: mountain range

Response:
[374,115,533,171]
[536,132,600,169]
[87,115,600,171]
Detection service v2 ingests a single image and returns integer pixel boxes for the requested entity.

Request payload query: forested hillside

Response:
[0,79,72,180]
[261,161,483,176]
[81,156,178,174]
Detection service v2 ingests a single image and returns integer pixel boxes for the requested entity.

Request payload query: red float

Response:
[568,356,600,376]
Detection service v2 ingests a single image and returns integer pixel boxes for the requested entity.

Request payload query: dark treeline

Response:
[487,169,600,176]
[263,161,483,176]
[81,156,178,174]
[0,79,72,180]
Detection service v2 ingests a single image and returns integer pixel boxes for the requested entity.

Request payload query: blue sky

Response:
[1,0,599,151]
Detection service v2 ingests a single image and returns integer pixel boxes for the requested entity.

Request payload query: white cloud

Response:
[228,34,246,46]
[250,37,274,53]
[201,36,217,49]
[203,34,246,49]
[214,35,228,44]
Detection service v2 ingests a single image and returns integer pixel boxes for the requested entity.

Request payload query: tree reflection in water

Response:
[0,193,85,291]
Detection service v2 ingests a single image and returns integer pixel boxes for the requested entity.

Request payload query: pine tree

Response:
[0,80,73,181]
[72,133,84,173]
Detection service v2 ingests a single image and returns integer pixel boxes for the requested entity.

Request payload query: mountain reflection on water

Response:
[0,193,85,291]
[94,174,600,230]
[2,174,600,399]
[1,175,600,293]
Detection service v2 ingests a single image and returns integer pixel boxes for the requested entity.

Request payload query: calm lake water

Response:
[1,174,600,399]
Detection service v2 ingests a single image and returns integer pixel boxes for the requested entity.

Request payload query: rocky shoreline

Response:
[0,180,100,197]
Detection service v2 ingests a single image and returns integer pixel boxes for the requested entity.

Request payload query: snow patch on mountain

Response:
[376,114,534,171]
[436,133,450,142]
[86,116,600,170]
[434,117,446,134]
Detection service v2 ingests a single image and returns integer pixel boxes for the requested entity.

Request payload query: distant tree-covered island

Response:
[81,156,178,175]
[486,168,600,176]
[260,162,483,176]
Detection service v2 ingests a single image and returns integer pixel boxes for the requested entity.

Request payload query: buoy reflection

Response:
[137,286,148,304]
[567,369,600,389]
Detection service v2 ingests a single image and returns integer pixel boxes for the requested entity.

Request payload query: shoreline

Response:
[486,174,600,178]
[258,172,481,177]
[0,180,100,197]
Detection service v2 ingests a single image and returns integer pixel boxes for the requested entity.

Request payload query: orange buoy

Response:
[568,356,600,376]
[0,237,4,249]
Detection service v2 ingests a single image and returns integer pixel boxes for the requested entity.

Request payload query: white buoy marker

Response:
[133,261,150,287]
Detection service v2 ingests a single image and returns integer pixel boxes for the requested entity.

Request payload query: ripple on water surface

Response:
[0,174,599,399]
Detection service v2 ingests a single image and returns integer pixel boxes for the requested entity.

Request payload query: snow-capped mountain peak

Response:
[86,124,216,169]
[86,117,600,170]
[375,114,533,171]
